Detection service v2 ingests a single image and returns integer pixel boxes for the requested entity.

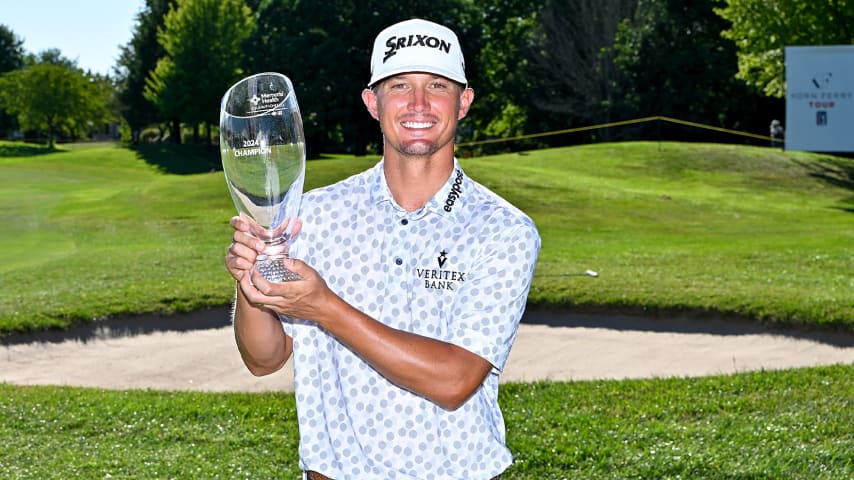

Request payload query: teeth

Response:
[403,121,432,129]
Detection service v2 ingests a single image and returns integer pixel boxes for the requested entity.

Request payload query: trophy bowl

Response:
[220,72,305,282]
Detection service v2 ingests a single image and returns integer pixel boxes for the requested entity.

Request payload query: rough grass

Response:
[1,364,851,479]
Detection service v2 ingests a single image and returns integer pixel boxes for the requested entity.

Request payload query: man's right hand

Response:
[224,215,266,282]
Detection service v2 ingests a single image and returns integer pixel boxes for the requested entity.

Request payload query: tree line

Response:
[1,0,852,155]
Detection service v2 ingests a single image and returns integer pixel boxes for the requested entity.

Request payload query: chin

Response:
[400,141,439,156]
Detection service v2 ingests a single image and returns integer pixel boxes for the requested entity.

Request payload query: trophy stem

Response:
[256,253,302,282]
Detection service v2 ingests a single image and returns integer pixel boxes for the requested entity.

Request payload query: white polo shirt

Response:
[284,159,540,480]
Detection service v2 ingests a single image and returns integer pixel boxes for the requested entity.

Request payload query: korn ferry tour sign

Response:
[785,45,854,152]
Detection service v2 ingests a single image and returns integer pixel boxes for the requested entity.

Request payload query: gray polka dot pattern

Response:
[283,160,540,479]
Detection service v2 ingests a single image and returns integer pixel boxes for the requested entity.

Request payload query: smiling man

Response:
[225,18,540,480]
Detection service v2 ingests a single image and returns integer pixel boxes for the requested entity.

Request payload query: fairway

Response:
[0,140,853,335]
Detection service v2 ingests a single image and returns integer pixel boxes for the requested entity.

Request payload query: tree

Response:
[24,48,80,70]
[0,24,25,136]
[87,72,122,140]
[716,0,854,98]
[244,0,350,156]
[529,0,636,130]
[461,0,543,152]
[116,0,176,143]
[609,0,765,139]
[0,63,104,147]
[0,24,24,73]
[144,0,254,144]
[245,0,481,156]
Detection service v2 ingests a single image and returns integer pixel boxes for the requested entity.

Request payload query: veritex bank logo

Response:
[417,250,467,291]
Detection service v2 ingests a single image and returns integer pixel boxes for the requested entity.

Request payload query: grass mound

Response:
[1,141,852,335]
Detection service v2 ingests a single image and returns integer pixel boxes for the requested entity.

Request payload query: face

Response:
[362,73,474,159]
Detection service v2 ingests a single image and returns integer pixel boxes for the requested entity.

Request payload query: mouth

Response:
[401,120,436,129]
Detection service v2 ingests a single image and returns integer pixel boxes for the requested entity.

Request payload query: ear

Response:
[457,87,474,120]
[362,88,379,120]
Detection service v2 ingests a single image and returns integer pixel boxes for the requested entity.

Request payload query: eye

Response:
[429,81,449,90]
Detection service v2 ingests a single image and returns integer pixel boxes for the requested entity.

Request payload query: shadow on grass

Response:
[835,196,854,213]
[129,143,222,174]
[5,304,854,349]
[127,143,377,176]
[793,156,854,192]
[0,307,232,346]
[523,306,854,348]
[788,156,854,213]
[0,143,60,157]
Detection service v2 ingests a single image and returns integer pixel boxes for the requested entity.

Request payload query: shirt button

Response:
[394,257,403,266]
[400,219,408,225]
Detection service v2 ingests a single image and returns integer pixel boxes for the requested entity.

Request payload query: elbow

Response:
[246,364,278,377]
[435,396,468,411]
[431,381,480,411]
[234,334,291,377]
[243,357,287,377]
[429,356,493,410]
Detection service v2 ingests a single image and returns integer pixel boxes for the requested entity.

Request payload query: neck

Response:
[383,150,455,212]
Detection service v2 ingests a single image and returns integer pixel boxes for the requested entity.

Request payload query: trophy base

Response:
[256,254,301,282]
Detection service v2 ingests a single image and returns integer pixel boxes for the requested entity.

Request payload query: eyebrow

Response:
[387,73,447,82]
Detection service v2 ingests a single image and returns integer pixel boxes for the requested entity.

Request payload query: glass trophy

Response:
[220,72,305,282]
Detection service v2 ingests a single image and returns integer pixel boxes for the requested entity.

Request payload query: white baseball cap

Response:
[368,19,467,87]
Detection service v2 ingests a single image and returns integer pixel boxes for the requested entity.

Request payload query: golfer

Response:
[225,18,540,480]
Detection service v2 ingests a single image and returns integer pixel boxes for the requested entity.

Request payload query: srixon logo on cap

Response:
[383,34,452,62]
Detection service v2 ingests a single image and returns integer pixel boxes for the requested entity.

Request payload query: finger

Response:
[289,219,303,239]
[239,271,271,305]
[239,277,266,309]
[225,249,256,273]
[229,215,248,231]
[249,267,277,296]
[230,237,264,260]
[281,257,308,276]
[232,230,266,252]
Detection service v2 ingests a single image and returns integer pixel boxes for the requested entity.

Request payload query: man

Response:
[225,18,540,480]
[769,119,784,148]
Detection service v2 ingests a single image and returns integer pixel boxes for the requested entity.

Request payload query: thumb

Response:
[282,257,311,280]
[282,256,301,272]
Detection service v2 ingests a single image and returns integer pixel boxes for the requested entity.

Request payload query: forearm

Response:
[317,295,491,410]
[235,260,492,408]
[232,285,292,376]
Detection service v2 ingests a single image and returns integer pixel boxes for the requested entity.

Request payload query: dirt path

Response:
[2,308,853,392]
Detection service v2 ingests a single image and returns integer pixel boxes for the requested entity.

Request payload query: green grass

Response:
[1,140,853,335]
[501,364,854,479]
[466,143,854,329]
[2,364,851,479]
[1,141,853,478]
[0,142,376,334]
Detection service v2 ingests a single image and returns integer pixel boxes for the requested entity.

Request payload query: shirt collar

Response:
[368,158,468,221]
[425,159,467,221]
[368,160,393,206]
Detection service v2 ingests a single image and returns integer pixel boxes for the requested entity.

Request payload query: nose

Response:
[407,86,430,112]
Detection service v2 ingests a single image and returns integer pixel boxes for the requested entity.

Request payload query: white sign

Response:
[785,45,854,152]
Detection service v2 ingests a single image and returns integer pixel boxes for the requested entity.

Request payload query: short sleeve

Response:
[447,214,540,372]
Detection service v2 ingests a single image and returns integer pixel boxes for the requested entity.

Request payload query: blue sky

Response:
[1,1,145,75]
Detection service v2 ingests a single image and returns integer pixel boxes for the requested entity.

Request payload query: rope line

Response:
[457,115,778,148]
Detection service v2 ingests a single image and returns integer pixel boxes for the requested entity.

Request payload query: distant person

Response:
[770,119,784,148]
[224,18,541,480]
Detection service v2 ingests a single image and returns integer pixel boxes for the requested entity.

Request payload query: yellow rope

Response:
[456,115,779,147]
